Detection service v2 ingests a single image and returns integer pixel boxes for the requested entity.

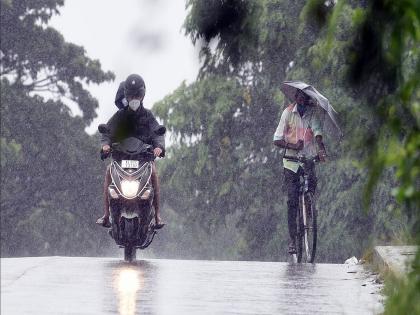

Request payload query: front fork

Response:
[300,175,310,258]
[300,174,309,226]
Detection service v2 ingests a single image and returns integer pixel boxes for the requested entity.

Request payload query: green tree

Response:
[153,0,405,263]
[0,0,115,256]
[303,0,420,312]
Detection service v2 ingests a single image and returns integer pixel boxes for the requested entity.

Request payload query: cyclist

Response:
[273,89,327,254]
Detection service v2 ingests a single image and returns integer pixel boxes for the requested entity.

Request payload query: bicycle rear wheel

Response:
[302,192,317,263]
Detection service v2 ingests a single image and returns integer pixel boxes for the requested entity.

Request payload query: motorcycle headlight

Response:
[120,180,140,198]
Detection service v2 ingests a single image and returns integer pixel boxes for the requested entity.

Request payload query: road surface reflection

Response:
[114,267,143,315]
[1,257,383,315]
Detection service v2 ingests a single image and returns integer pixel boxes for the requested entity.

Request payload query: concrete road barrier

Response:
[373,246,417,277]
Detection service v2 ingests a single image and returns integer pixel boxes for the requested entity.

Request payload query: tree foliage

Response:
[0,0,114,124]
[303,0,420,311]
[153,0,407,262]
[0,0,114,256]
[1,0,417,280]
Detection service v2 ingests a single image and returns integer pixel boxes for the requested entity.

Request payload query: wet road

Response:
[1,257,382,315]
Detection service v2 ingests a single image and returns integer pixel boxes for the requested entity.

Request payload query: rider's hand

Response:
[289,140,304,151]
[153,147,163,157]
[102,145,111,153]
[318,149,327,162]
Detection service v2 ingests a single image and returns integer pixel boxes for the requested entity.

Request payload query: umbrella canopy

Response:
[280,81,343,139]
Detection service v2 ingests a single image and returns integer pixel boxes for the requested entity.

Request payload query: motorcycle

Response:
[98,124,165,262]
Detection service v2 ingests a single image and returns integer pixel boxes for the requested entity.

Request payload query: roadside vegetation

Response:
[0,0,115,256]
[154,0,418,265]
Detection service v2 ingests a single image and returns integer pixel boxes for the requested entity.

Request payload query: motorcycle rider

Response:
[273,89,327,254]
[96,74,165,229]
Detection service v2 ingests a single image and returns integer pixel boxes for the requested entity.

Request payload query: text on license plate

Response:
[121,160,139,169]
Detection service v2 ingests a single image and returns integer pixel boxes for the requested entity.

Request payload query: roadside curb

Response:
[372,245,417,277]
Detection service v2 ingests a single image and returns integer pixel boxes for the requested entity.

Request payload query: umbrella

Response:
[280,81,343,139]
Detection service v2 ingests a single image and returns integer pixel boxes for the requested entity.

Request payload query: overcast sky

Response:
[49,0,199,133]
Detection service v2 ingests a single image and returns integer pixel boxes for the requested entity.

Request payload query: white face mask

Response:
[128,99,141,111]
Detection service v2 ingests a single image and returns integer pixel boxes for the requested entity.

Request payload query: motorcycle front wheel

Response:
[124,246,136,262]
[122,218,138,262]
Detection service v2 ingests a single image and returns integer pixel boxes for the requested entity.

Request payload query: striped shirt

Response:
[273,103,323,173]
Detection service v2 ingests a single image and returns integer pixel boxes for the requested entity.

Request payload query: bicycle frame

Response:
[284,154,319,263]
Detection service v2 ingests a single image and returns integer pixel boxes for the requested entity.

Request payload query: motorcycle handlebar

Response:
[100,149,111,161]
[100,143,156,161]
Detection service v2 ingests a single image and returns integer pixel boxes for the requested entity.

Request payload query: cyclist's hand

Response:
[102,145,111,153]
[293,140,304,151]
[318,149,327,162]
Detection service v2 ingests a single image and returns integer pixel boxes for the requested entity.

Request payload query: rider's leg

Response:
[307,163,317,194]
[284,167,301,253]
[96,165,112,227]
[151,162,164,228]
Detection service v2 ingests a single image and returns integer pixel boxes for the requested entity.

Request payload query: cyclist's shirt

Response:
[273,103,323,173]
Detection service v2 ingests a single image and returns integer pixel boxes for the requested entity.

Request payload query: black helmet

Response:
[124,74,146,98]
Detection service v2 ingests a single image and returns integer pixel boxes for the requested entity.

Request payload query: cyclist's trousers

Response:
[284,165,317,240]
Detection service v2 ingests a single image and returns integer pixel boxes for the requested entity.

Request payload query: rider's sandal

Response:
[154,222,165,230]
[96,217,111,228]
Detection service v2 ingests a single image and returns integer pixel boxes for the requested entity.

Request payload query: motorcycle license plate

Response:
[121,160,139,169]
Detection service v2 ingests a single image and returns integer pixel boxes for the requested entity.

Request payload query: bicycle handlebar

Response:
[283,154,320,163]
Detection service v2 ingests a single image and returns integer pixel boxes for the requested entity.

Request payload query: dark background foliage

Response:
[0,0,115,256]
[2,0,418,312]
[1,0,417,268]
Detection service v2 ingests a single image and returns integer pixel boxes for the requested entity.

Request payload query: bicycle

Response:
[283,154,319,263]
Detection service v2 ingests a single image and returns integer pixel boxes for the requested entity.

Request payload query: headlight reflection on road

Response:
[115,267,143,315]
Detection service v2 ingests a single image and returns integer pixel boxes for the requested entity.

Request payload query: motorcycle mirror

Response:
[98,124,110,134]
[154,125,166,136]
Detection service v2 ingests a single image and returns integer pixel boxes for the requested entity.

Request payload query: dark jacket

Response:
[101,106,165,156]
[115,82,127,109]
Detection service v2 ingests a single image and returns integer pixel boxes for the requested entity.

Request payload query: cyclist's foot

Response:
[288,239,297,254]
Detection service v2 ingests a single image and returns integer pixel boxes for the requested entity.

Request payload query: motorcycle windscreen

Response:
[110,161,153,199]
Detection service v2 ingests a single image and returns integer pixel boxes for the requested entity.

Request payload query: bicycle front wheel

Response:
[302,192,317,263]
[297,195,304,263]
